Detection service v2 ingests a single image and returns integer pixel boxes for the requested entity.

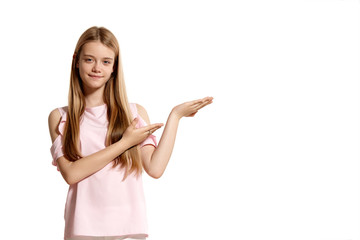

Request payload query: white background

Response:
[0,0,358,239]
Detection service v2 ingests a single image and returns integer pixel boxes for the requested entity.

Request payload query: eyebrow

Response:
[83,54,114,60]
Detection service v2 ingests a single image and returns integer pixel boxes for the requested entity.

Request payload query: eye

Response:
[104,60,111,64]
[85,58,93,62]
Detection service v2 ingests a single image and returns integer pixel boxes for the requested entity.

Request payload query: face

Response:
[77,41,115,93]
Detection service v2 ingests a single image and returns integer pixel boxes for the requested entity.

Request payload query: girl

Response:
[48,26,213,240]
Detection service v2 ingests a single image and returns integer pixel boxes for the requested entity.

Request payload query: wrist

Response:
[117,137,132,151]
[170,109,182,121]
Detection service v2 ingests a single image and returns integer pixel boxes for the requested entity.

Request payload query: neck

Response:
[83,85,106,108]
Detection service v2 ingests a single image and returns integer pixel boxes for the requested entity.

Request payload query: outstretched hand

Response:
[171,96,213,120]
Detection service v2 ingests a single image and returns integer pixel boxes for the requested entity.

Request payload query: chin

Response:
[82,82,106,91]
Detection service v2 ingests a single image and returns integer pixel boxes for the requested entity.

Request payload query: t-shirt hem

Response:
[64,233,148,240]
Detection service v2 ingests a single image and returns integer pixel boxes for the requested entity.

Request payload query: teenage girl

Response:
[48,26,213,240]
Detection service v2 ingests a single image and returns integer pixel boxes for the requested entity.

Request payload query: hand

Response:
[171,96,213,120]
[122,118,163,148]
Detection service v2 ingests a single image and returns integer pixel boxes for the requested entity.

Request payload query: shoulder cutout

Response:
[48,108,62,143]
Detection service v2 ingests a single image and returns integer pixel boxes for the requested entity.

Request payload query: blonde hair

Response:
[63,26,142,180]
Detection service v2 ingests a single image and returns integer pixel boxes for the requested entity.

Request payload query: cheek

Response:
[106,66,114,75]
[80,61,93,71]
[78,64,89,79]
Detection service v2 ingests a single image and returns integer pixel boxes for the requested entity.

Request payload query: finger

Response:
[149,123,163,132]
[200,96,213,103]
[190,98,205,105]
[148,128,159,135]
[142,123,164,132]
[131,118,139,127]
[194,99,213,111]
[195,98,212,107]
[151,126,163,133]
[191,96,213,106]
[146,126,163,136]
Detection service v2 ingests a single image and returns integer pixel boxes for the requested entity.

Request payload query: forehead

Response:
[81,41,115,58]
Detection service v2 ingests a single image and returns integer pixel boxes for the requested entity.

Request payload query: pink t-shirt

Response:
[50,103,157,240]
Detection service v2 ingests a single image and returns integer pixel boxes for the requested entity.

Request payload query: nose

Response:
[92,61,101,72]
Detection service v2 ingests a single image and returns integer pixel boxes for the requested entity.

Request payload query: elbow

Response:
[151,174,162,179]
[148,169,164,179]
[63,171,84,185]
[64,177,77,185]
[64,179,73,185]
[61,173,76,185]
[64,175,83,185]
[143,157,164,179]
[144,165,163,179]
[58,160,81,185]
[59,168,79,185]
[152,174,162,179]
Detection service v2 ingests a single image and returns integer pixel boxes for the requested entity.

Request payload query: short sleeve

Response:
[50,107,67,171]
[129,103,158,148]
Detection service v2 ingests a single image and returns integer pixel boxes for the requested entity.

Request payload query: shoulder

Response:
[134,103,151,124]
[48,107,67,142]
[48,108,61,126]
[48,108,61,142]
[48,106,67,124]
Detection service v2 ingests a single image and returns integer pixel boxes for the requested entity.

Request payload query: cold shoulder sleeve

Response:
[50,107,67,171]
[129,103,158,148]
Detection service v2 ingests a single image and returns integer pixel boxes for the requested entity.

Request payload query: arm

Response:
[48,108,163,185]
[138,97,213,179]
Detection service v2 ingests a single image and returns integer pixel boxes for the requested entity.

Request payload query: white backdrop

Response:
[0,0,359,239]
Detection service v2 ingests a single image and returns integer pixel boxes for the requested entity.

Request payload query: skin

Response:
[77,41,115,107]
[48,41,213,184]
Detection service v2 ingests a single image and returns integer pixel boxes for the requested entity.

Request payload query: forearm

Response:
[148,111,180,177]
[61,139,130,185]
[140,96,213,178]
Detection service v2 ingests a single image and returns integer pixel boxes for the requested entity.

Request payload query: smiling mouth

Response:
[89,75,103,78]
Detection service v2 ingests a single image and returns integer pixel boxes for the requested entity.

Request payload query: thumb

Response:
[131,117,139,127]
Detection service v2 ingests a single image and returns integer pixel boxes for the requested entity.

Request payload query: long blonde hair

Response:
[63,26,142,180]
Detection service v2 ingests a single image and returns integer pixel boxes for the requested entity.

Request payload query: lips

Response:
[88,74,103,78]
